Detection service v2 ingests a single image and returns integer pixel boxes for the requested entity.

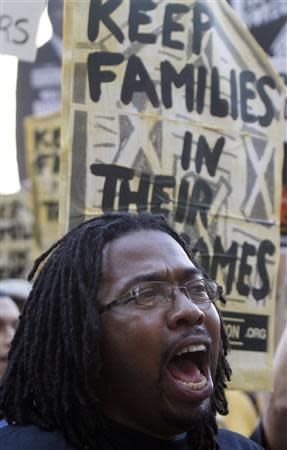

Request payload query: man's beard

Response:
[159,400,217,450]
[159,396,212,432]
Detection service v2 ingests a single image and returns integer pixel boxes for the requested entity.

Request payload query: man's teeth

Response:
[178,374,208,390]
[176,344,206,356]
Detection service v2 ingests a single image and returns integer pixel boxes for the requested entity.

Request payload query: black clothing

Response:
[250,421,267,449]
[0,420,264,450]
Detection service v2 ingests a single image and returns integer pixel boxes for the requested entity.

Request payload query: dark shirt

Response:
[0,421,264,450]
[250,422,267,449]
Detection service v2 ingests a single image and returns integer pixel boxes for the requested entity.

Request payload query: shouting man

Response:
[0,213,263,449]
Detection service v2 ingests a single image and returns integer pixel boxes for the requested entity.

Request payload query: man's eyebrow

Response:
[117,272,165,297]
[117,267,202,296]
[181,267,203,280]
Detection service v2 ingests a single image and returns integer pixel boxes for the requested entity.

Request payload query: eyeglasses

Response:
[98,278,223,313]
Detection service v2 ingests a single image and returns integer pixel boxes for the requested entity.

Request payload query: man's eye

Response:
[195,283,205,291]
[189,282,206,294]
[136,287,167,306]
[138,288,156,299]
[137,292,154,307]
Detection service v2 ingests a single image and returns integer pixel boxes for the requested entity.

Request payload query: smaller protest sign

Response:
[0,189,35,279]
[24,112,60,251]
[1,0,46,62]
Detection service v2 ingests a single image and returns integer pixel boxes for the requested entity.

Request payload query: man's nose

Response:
[166,288,204,329]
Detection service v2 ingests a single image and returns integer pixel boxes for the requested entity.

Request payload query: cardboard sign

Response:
[1,0,46,62]
[0,189,35,279]
[24,112,60,251]
[60,0,285,389]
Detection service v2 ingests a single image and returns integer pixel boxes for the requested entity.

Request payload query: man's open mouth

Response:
[166,343,209,391]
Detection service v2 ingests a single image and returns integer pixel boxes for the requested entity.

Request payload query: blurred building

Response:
[16,0,63,181]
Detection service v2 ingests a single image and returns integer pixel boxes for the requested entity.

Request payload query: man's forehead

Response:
[97,228,205,312]
[102,229,187,260]
[100,229,200,284]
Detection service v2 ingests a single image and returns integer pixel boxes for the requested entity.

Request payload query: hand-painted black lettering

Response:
[88,52,124,102]
[43,201,58,221]
[192,2,214,55]
[240,70,257,123]
[119,173,151,212]
[151,175,175,217]
[186,179,212,229]
[195,135,225,176]
[175,178,189,223]
[35,128,60,150]
[181,131,193,170]
[129,0,157,44]
[90,163,133,211]
[162,3,189,50]
[237,242,256,296]
[210,237,238,294]
[34,154,59,174]
[0,15,13,42]
[196,65,207,113]
[121,55,159,107]
[14,18,29,44]
[88,0,124,43]
[161,61,194,110]
[257,76,276,127]
[230,69,238,120]
[35,130,48,149]
[253,240,275,300]
[210,67,229,117]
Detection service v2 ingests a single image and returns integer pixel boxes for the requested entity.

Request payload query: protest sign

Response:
[60,0,285,389]
[0,189,35,279]
[24,112,60,251]
[0,0,46,62]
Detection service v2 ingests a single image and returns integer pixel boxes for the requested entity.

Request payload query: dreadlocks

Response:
[0,212,231,450]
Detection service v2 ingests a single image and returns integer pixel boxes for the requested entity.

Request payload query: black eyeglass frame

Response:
[98,278,223,314]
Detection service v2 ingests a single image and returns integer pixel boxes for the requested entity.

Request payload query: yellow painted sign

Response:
[0,189,35,279]
[25,112,61,251]
[61,0,285,389]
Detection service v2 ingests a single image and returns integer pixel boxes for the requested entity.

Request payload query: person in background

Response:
[257,323,287,450]
[253,250,287,450]
[0,293,19,379]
